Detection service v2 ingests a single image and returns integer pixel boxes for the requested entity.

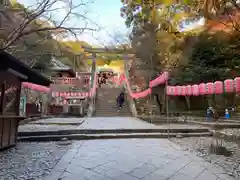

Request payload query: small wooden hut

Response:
[0,51,51,150]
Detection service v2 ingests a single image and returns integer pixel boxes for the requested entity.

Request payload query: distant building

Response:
[49,57,75,77]
[33,57,75,78]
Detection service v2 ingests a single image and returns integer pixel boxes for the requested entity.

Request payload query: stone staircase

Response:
[95,87,132,117]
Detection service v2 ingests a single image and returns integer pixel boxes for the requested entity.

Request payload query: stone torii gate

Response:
[81,46,137,116]
[81,46,135,85]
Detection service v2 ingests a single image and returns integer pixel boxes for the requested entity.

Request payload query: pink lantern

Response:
[70,92,74,96]
[175,86,181,96]
[86,92,89,97]
[180,86,186,96]
[224,79,234,93]
[167,86,172,95]
[192,85,199,96]
[186,85,192,96]
[214,81,223,94]
[59,92,64,97]
[234,77,240,93]
[172,86,177,96]
[52,92,56,97]
[198,83,206,95]
[206,82,214,95]
[162,71,169,81]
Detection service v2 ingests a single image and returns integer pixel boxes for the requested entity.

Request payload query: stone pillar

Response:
[63,99,68,113]
[91,52,96,88]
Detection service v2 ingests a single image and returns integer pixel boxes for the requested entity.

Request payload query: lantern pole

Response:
[165,72,169,138]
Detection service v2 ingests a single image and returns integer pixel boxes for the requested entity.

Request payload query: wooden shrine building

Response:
[49,57,75,77]
[0,51,51,151]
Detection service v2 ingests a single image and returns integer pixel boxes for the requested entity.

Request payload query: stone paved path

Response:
[79,117,207,129]
[18,117,206,132]
[45,139,235,180]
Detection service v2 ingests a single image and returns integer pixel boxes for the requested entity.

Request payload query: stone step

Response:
[95,111,131,114]
[95,112,132,117]
[95,112,132,116]
[95,115,132,117]
[18,127,211,136]
[18,132,213,141]
[95,112,131,114]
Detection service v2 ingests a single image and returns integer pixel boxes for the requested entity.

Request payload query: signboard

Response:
[19,96,26,116]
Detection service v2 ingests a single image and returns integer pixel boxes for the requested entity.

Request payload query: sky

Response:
[18,0,129,46]
[17,0,204,46]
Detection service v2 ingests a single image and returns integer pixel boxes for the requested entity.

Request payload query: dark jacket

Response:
[117,92,125,104]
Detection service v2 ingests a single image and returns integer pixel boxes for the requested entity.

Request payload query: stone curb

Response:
[186,120,240,129]
[18,132,213,141]
[19,115,54,125]
[18,128,211,137]
[27,122,83,126]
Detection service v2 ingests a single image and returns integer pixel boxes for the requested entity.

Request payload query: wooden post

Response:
[15,83,21,116]
[0,82,5,115]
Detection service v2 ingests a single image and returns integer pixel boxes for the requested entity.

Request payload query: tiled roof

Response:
[49,57,72,71]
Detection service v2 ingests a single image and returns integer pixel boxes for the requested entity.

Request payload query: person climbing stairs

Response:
[95,87,132,117]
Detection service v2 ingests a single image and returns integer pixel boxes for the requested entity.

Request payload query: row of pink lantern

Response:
[51,73,98,99]
[149,71,169,88]
[167,78,240,96]
[117,71,169,89]
[52,92,91,98]
[22,82,50,93]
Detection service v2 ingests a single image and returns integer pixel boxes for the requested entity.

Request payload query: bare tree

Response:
[0,0,99,66]
[0,0,99,112]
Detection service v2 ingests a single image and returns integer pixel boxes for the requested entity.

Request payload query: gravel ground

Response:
[220,128,240,136]
[18,124,80,132]
[0,141,73,180]
[170,137,240,179]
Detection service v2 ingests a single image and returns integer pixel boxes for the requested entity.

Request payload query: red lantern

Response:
[180,86,186,96]
[214,81,223,94]
[206,82,214,95]
[234,77,240,93]
[192,85,199,96]
[186,85,192,96]
[224,79,234,93]
[198,83,206,95]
